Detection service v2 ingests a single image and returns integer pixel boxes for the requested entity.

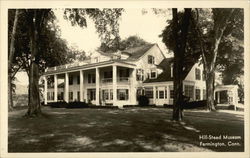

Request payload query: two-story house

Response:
[42,43,206,107]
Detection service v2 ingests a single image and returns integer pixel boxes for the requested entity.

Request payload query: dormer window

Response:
[148,55,155,64]
[94,57,99,63]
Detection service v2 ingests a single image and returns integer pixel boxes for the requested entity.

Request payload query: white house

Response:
[42,43,206,107]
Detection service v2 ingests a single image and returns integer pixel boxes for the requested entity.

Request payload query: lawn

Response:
[8,106,244,152]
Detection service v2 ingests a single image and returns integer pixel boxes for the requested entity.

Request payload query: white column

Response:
[217,91,220,104]
[96,68,100,105]
[113,65,117,105]
[44,76,47,105]
[153,86,156,105]
[234,88,238,111]
[64,72,69,103]
[130,68,137,104]
[54,74,58,102]
[168,85,172,104]
[80,70,83,102]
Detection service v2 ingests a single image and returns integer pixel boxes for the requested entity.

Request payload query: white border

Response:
[0,1,249,158]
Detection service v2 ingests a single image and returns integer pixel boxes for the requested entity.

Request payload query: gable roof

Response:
[122,44,155,60]
[143,57,174,83]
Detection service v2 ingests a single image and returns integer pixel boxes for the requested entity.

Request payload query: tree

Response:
[160,8,243,112]
[98,35,150,53]
[8,9,19,111]
[8,9,77,115]
[171,9,192,121]
[191,9,238,111]
[64,8,124,51]
[8,9,124,117]
[160,9,193,121]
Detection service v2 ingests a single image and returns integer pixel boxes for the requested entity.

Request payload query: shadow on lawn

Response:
[8,107,244,152]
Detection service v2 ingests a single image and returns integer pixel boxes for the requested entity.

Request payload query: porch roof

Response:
[43,60,136,76]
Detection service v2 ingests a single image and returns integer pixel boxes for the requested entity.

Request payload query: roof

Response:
[123,44,155,60]
[44,60,136,75]
[143,57,174,83]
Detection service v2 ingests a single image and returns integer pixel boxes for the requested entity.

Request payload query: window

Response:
[195,89,201,100]
[159,90,164,99]
[77,75,80,84]
[150,70,157,79]
[69,76,73,85]
[58,92,64,100]
[110,89,113,100]
[117,89,129,100]
[136,88,143,97]
[169,86,174,99]
[102,89,109,100]
[77,91,80,101]
[203,89,206,100]
[87,89,96,101]
[119,69,129,78]
[145,87,153,98]
[88,74,96,84]
[47,92,54,100]
[69,91,73,101]
[156,88,158,99]
[136,69,144,81]
[202,70,206,81]
[184,85,194,100]
[148,55,155,64]
[195,68,201,80]
[165,87,168,98]
[104,71,112,79]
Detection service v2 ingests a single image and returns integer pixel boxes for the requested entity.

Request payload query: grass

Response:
[8,106,244,152]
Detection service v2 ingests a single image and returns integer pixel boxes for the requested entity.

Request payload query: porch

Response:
[43,61,137,107]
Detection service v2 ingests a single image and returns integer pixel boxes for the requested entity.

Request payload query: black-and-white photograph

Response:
[0,1,249,158]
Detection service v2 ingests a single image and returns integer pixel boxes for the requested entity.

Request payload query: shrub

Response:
[89,105,118,109]
[228,104,236,110]
[184,100,207,109]
[137,95,149,106]
[49,101,68,108]
[123,105,139,108]
[66,101,89,109]
[163,104,173,108]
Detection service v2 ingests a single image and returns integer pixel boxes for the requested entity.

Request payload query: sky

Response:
[53,8,172,55]
[15,8,172,86]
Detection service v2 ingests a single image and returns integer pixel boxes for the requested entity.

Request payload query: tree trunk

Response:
[172,8,192,121]
[25,10,42,117]
[206,70,216,111]
[171,8,182,121]
[8,10,19,111]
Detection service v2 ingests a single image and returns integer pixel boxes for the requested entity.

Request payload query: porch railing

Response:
[102,78,113,83]
[101,77,130,83]
[118,77,130,82]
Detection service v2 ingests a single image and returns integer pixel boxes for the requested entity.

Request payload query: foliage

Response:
[160,11,201,80]
[64,8,124,51]
[160,9,244,111]
[8,9,75,76]
[98,35,150,53]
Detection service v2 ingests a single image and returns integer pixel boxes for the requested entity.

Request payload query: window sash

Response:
[159,90,164,99]
[117,89,129,100]
[195,89,201,100]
